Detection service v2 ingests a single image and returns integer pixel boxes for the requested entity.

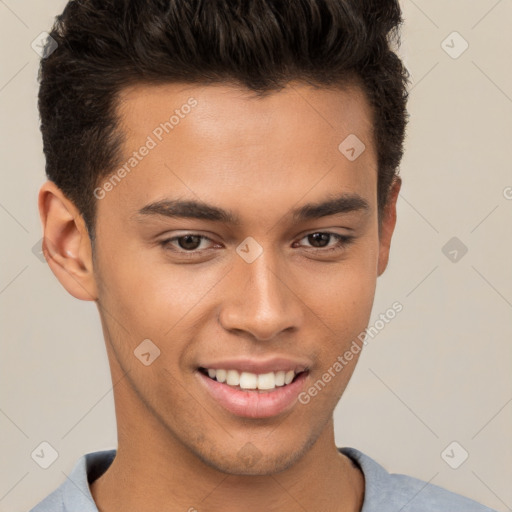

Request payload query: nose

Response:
[218,249,303,341]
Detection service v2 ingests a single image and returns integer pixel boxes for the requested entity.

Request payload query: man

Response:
[30,0,496,511]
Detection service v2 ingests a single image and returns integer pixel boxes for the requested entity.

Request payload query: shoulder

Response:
[28,486,64,512]
[340,447,497,512]
[28,449,116,512]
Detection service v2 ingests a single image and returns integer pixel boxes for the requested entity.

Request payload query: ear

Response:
[38,180,98,301]
[377,176,401,277]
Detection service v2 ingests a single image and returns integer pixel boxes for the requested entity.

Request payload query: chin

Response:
[192,435,315,476]
[208,452,299,476]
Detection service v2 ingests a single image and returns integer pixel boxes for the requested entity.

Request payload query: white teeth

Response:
[257,372,275,390]
[203,368,301,390]
[239,372,258,389]
[274,371,285,386]
[226,369,240,386]
[284,370,295,385]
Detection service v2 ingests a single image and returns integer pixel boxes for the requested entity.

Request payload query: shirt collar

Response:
[59,447,380,511]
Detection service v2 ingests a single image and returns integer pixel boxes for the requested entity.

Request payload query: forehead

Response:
[117,80,375,153]
[103,81,377,223]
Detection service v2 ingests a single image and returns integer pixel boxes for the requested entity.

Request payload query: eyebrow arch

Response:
[135,193,370,224]
[136,199,239,224]
[291,193,370,221]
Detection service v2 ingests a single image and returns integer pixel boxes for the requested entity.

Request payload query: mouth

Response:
[196,366,310,419]
[198,367,308,392]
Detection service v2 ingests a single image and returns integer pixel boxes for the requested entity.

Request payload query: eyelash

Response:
[159,232,355,258]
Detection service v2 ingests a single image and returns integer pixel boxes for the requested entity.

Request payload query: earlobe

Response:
[377,176,401,277]
[38,181,98,301]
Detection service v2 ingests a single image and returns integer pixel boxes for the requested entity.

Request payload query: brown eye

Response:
[160,233,215,254]
[307,232,331,248]
[296,232,355,254]
[176,234,202,250]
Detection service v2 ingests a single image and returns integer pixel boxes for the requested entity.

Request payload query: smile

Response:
[197,366,310,418]
[199,367,302,391]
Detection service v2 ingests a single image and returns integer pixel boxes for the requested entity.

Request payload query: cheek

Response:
[298,241,379,387]
[308,242,378,328]
[94,238,224,347]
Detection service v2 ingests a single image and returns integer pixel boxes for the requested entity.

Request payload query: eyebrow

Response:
[135,193,370,224]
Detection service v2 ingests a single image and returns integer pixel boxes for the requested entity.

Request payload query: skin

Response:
[38,80,400,512]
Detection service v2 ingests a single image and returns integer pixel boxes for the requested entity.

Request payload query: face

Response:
[42,80,399,476]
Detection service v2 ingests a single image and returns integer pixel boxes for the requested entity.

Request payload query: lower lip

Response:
[197,371,308,419]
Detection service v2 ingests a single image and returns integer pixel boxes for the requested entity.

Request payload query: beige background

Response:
[1,1,511,511]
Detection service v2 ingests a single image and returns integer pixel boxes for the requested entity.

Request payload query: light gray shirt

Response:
[29,447,497,511]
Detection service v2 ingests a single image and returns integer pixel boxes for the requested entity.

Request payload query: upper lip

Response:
[198,357,311,374]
